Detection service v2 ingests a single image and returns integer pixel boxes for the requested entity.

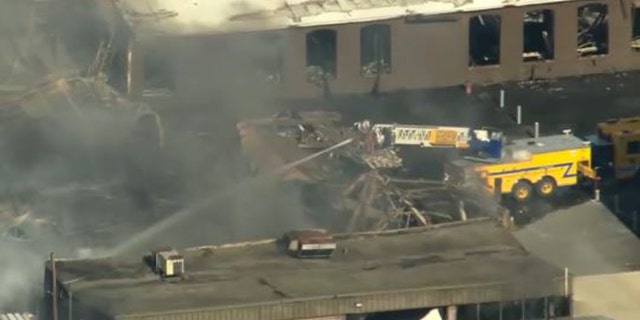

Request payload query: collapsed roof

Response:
[113,0,579,36]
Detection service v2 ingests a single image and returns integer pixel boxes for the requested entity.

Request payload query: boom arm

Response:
[359,123,504,159]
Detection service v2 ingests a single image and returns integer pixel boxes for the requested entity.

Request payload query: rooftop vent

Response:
[510,149,532,161]
[282,229,337,259]
[150,247,185,280]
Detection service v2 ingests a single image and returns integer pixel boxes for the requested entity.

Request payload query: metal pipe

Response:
[69,290,73,320]
[127,42,133,97]
[544,296,549,320]
[564,267,569,297]
[446,305,457,320]
[517,105,522,124]
[534,122,540,138]
[458,200,468,221]
[500,89,505,108]
[51,252,58,320]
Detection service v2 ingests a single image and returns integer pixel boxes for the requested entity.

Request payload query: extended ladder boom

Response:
[373,124,491,148]
[366,123,502,157]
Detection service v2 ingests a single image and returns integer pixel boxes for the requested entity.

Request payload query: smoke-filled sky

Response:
[150,0,283,26]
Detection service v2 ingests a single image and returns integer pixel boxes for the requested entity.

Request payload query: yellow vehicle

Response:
[587,117,640,180]
[444,134,594,202]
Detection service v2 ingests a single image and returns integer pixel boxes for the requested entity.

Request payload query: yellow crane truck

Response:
[444,133,596,202]
[444,116,640,202]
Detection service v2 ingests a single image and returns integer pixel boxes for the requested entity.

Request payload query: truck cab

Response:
[587,117,640,180]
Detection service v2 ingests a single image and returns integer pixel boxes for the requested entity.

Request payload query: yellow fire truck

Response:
[587,116,640,180]
[444,133,596,202]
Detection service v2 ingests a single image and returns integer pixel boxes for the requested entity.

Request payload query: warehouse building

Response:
[43,219,571,320]
[54,0,640,100]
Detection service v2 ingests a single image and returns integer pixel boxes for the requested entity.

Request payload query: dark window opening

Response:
[627,140,640,154]
[306,29,337,83]
[456,304,478,319]
[469,15,501,66]
[523,9,554,61]
[144,52,176,92]
[525,298,546,319]
[479,302,501,320]
[296,249,334,258]
[632,7,640,51]
[578,4,609,57]
[502,300,523,319]
[256,34,284,84]
[360,24,391,77]
[548,296,571,317]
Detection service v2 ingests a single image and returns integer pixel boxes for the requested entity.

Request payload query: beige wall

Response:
[572,271,640,320]
[277,0,640,99]
[136,0,640,101]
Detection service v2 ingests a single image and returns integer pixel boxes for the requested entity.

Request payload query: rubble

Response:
[361,148,403,169]
[238,111,499,233]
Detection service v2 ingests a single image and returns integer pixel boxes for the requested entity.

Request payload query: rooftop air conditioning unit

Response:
[151,248,185,279]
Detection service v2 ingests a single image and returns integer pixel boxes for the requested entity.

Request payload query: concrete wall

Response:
[572,271,640,320]
[133,0,640,100]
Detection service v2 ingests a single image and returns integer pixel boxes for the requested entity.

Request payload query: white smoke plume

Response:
[127,0,285,34]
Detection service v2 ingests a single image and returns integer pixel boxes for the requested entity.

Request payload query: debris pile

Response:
[362,148,403,169]
[237,111,497,233]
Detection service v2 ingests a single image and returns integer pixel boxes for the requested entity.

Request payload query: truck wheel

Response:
[536,177,556,197]
[512,181,532,202]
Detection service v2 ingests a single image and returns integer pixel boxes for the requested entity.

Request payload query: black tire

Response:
[512,180,533,202]
[535,177,557,197]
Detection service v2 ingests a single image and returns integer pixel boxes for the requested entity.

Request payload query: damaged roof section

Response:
[113,0,580,36]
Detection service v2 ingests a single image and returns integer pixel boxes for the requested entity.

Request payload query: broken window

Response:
[306,29,337,83]
[469,15,501,66]
[360,24,391,77]
[578,4,609,57]
[632,6,640,51]
[548,296,571,317]
[144,51,176,92]
[256,34,284,84]
[523,9,554,62]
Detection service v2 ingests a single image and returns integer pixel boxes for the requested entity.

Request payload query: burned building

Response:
[55,0,640,101]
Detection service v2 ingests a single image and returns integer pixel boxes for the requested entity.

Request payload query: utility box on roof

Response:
[283,229,337,259]
[152,248,184,278]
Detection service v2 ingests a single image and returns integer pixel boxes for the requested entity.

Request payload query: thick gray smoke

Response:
[0,242,42,311]
[0,0,324,310]
[130,30,324,247]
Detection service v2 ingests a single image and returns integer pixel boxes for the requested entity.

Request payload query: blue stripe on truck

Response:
[487,162,577,178]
